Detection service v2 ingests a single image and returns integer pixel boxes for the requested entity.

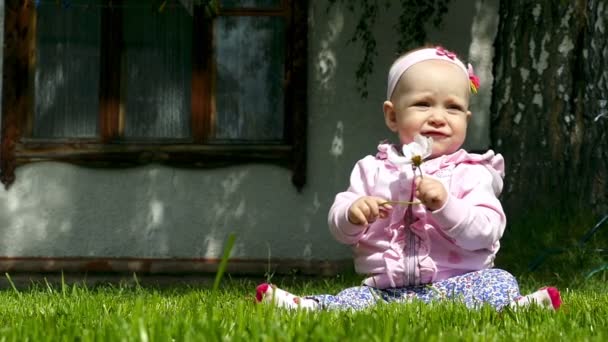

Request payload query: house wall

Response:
[0,0,499,274]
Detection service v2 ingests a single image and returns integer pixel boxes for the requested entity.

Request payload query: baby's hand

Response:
[348,196,392,226]
[415,177,448,211]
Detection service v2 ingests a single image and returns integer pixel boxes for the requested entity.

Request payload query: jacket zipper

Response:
[404,174,417,286]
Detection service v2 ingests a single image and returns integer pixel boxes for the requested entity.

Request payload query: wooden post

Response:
[1,0,35,189]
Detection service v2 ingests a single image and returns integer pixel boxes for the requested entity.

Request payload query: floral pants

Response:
[307,268,519,311]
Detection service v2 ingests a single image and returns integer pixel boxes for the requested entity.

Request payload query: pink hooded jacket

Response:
[328,143,506,289]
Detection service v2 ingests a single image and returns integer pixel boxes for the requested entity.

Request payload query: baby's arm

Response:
[429,166,506,251]
[348,196,391,225]
[415,176,448,210]
[328,157,388,245]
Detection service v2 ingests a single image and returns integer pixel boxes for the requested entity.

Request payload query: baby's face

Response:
[387,60,471,158]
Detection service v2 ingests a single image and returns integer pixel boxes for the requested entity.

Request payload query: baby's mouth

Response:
[422,132,448,139]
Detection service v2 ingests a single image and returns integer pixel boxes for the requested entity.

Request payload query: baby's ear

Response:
[466,110,472,122]
[383,101,398,132]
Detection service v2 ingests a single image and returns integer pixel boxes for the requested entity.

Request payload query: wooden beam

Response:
[98,0,122,142]
[14,141,294,168]
[1,0,35,189]
[287,0,308,191]
[191,6,214,143]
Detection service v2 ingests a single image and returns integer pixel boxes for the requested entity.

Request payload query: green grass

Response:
[0,273,606,341]
[0,216,607,341]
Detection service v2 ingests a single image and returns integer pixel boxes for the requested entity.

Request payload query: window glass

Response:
[220,0,281,9]
[122,0,193,140]
[34,1,101,138]
[2,1,307,189]
[214,16,285,142]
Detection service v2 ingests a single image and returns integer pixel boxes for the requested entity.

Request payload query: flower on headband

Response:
[468,64,480,94]
[387,134,433,167]
[435,46,456,60]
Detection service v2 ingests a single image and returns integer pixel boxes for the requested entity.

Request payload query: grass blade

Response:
[5,272,21,298]
[212,232,236,292]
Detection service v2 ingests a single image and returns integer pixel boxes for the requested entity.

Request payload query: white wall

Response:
[0,0,498,269]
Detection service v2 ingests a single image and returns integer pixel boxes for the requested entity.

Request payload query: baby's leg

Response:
[308,286,381,311]
[255,283,319,310]
[432,268,521,310]
[255,283,381,311]
[431,268,561,311]
[510,287,561,311]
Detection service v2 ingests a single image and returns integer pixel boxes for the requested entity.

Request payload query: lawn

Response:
[0,273,606,341]
[0,215,607,341]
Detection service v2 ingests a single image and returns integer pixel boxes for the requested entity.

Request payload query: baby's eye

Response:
[447,104,465,113]
[413,101,430,107]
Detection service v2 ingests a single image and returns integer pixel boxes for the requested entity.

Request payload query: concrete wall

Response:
[0,0,499,272]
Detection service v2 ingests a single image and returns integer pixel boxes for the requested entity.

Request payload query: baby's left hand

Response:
[415,176,448,211]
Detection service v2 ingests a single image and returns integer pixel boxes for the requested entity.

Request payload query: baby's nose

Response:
[427,110,447,125]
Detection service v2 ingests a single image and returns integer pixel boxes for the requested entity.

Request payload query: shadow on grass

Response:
[496,211,608,290]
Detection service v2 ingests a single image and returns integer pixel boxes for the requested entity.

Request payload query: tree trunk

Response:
[491,0,608,223]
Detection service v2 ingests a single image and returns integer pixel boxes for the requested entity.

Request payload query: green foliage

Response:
[327,0,451,98]
[169,0,218,17]
[202,0,219,18]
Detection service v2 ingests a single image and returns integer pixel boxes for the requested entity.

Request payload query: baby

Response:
[256,46,561,311]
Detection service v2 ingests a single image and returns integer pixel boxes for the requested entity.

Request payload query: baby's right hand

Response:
[347,196,392,226]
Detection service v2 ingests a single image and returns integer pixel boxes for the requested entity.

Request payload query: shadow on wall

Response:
[0,162,328,261]
[313,1,343,93]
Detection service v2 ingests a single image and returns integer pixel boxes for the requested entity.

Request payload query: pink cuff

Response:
[430,194,469,237]
[341,204,367,237]
[330,202,366,244]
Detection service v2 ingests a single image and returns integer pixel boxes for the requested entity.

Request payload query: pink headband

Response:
[386,46,480,100]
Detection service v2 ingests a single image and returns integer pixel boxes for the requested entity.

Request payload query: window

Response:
[1,0,307,189]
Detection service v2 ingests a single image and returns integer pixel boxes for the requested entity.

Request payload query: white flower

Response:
[387,134,433,166]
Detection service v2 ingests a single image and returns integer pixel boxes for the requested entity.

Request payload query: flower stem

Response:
[380,200,421,206]
[412,164,423,178]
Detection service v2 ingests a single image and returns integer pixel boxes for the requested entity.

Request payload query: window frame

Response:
[0,0,308,190]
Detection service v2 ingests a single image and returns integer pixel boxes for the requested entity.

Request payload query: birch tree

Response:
[491,0,608,222]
